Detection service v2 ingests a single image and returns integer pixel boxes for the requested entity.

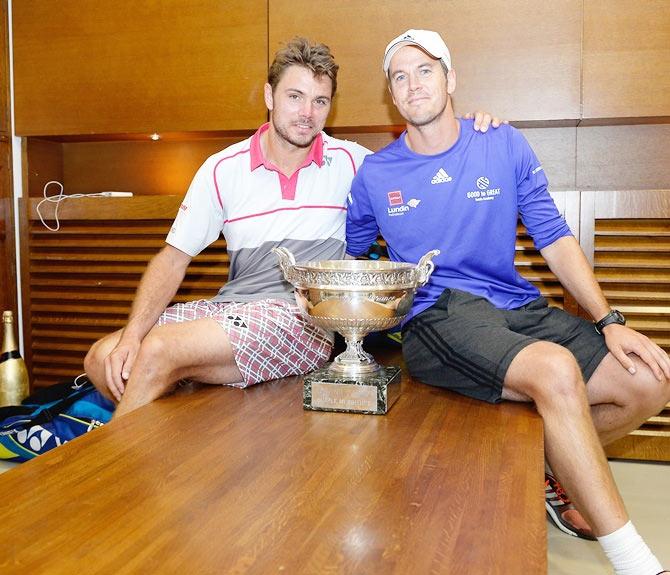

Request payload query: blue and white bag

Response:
[0,375,115,462]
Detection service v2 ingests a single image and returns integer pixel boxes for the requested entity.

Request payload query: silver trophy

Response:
[273,247,440,414]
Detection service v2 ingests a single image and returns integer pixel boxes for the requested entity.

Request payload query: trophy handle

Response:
[415,249,441,286]
[272,247,296,281]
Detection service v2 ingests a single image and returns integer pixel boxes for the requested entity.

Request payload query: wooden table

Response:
[0,362,546,574]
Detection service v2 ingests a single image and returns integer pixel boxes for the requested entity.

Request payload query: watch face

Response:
[595,309,625,334]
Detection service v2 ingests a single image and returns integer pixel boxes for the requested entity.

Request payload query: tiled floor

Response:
[1,458,668,573]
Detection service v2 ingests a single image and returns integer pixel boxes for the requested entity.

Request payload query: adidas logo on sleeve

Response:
[431,168,453,184]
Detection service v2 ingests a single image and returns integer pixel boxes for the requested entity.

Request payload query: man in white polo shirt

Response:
[84,38,499,418]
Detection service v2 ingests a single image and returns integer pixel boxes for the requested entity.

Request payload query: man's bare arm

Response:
[104,244,193,398]
[541,235,670,380]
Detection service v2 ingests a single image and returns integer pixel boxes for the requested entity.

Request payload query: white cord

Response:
[36,181,133,231]
[73,373,89,389]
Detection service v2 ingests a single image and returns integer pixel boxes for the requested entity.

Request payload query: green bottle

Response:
[0,310,30,407]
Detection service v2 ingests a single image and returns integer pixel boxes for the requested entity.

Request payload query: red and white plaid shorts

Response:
[156,299,332,388]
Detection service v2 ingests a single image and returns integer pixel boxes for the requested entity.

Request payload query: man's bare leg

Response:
[85,318,242,418]
[586,352,670,446]
[502,340,628,536]
[85,329,123,402]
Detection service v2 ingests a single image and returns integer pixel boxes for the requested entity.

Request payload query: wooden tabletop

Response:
[0,365,546,574]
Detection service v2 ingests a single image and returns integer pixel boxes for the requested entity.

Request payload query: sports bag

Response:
[0,375,115,463]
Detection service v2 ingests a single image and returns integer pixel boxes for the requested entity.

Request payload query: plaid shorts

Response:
[157,299,333,388]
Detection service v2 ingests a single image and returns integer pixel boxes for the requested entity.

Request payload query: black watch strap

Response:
[594,309,626,334]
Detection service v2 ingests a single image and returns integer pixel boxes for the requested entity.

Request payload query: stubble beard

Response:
[273,120,318,149]
[404,97,449,129]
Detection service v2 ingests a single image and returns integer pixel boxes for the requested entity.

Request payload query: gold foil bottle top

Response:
[2,310,19,354]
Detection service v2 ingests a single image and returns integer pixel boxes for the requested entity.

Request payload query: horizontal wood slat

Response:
[595,220,670,235]
[594,253,670,268]
[29,249,230,262]
[21,196,228,388]
[581,190,670,461]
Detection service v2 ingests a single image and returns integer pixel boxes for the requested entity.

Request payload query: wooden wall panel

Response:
[0,190,17,315]
[61,136,247,197]
[270,0,581,127]
[26,139,63,198]
[12,1,268,136]
[577,125,670,191]
[521,127,576,191]
[583,0,670,119]
[0,0,7,134]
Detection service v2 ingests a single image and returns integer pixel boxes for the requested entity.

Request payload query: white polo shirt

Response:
[167,123,371,302]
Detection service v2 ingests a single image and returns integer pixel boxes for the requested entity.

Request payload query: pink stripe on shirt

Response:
[224,204,346,225]
[328,146,358,175]
[212,148,251,209]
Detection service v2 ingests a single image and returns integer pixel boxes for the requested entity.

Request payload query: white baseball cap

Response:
[382,29,452,74]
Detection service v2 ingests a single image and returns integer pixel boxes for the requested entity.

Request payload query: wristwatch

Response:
[594,309,626,334]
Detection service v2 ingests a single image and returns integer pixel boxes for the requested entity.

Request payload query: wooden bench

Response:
[0,349,546,574]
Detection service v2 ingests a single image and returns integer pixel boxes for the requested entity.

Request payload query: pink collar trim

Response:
[249,123,324,174]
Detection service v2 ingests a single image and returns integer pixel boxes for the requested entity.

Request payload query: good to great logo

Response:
[467,176,502,202]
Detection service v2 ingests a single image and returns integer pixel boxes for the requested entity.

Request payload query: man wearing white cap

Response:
[346,29,669,575]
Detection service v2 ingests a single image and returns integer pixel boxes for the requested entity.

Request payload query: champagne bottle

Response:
[0,310,30,407]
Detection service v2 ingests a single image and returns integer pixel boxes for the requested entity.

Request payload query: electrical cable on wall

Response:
[36,181,133,231]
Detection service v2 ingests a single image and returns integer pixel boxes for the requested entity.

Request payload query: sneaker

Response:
[545,473,597,540]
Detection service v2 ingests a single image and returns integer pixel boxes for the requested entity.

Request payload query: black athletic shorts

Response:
[402,289,609,403]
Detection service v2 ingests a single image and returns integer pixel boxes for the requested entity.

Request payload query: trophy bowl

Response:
[273,247,440,377]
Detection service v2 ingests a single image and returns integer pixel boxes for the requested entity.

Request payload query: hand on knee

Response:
[627,364,670,417]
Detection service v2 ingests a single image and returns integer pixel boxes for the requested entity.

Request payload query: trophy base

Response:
[303,365,401,415]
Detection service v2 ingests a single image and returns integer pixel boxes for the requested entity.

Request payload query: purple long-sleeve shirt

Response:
[346,119,572,323]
